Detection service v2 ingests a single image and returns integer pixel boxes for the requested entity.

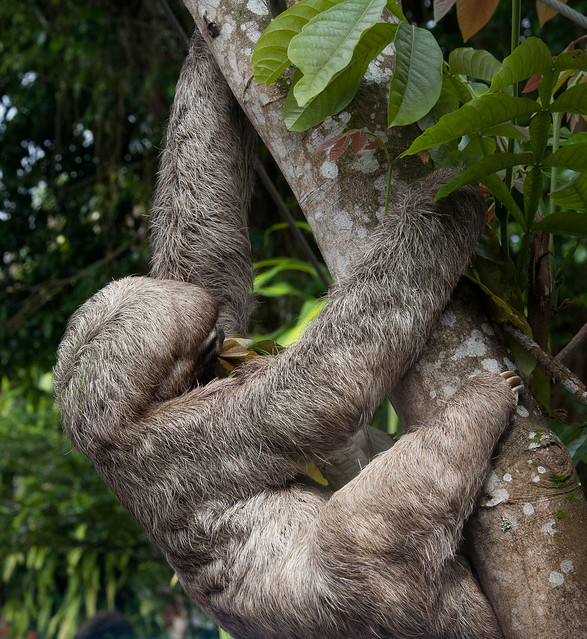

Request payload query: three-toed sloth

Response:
[55,30,521,639]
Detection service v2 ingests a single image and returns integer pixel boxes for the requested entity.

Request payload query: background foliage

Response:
[1,0,585,637]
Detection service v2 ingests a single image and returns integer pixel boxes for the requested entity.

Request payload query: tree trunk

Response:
[182,2,587,636]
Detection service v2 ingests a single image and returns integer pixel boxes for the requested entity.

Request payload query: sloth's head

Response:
[54,276,223,447]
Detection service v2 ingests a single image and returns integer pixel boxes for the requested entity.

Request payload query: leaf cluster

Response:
[408,38,587,233]
[253,0,587,440]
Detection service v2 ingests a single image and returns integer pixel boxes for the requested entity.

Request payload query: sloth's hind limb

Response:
[312,372,520,638]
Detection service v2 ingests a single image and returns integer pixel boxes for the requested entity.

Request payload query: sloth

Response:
[54,30,522,639]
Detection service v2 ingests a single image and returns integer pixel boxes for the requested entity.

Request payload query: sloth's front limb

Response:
[316,371,520,574]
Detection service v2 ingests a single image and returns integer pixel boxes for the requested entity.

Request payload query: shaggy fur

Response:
[54,31,521,639]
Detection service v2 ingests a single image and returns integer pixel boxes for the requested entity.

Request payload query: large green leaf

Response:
[550,174,587,213]
[448,47,501,82]
[387,22,443,127]
[490,37,552,92]
[550,84,587,115]
[252,0,340,84]
[404,93,538,155]
[553,49,587,72]
[542,143,587,171]
[418,73,460,132]
[289,0,387,106]
[284,23,396,131]
[533,211,587,236]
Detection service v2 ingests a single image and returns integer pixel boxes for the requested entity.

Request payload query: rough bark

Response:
[182,2,587,637]
[391,283,587,639]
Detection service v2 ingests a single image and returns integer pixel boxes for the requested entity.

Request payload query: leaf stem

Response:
[549,111,562,217]
[511,0,521,57]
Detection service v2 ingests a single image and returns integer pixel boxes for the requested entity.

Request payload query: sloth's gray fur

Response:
[54,31,519,639]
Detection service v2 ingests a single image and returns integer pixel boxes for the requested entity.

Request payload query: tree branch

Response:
[256,162,330,288]
[555,322,587,364]
[503,324,587,407]
[537,0,587,28]
[7,245,128,335]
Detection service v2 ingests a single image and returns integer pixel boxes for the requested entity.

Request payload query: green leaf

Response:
[533,211,587,236]
[550,174,587,213]
[542,143,587,171]
[483,123,528,139]
[289,0,387,106]
[447,72,474,103]
[252,0,340,84]
[435,151,533,199]
[550,84,587,116]
[537,69,556,106]
[468,227,529,330]
[3,552,24,582]
[567,426,587,465]
[404,94,538,155]
[284,23,396,131]
[524,166,543,227]
[448,47,501,82]
[490,37,552,92]
[482,173,525,227]
[254,258,319,288]
[387,22,443,127]
[418,73,460,135]
[553,49,587,72]
[385,0,408,22]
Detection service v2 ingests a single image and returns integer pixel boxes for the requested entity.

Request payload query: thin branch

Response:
[555,322,587,364]
[537,0,587,29]
[256,162,330,289]
[158,0,190,48]
[7,245,129,335]
[504,324,587,407]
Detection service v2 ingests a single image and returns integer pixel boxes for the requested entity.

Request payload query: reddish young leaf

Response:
[523,74,543,93]
[456,0,500,42]
[329,135,351,161]
[351,130,368,152]
[486,201,495,222]
[314,134,347,155]
[364,137,382,150]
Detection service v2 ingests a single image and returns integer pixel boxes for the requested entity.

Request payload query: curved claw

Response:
[500,370,524,396]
